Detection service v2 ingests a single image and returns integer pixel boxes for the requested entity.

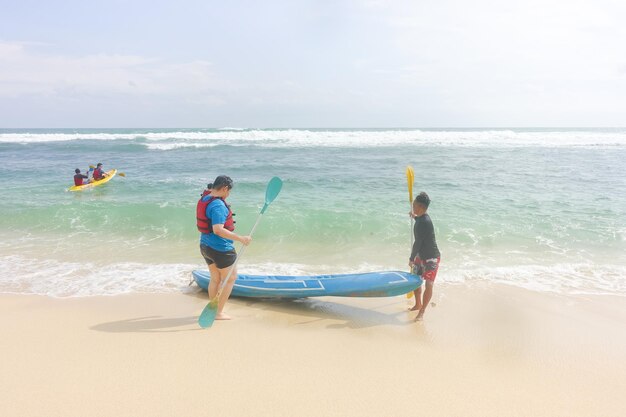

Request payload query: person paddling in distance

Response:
[92,163,108,181]
[73,168,90,186]
[201,183,213,197]
[197,175,251,320]
[409,192,441,321]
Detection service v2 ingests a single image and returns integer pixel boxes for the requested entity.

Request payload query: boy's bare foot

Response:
[215,313,232,320]
[414,310,425,321]
[408,303,422,311]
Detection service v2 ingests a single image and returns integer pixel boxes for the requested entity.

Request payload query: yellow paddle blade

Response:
[89,164,96,169]
[406,166,414,203]
[118,172,126,177]
[406,291,414,298]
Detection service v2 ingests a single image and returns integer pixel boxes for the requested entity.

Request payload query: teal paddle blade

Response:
[198,298,219,328]
[261,177,283,214]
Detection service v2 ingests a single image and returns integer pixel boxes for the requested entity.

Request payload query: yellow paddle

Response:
[406,166,415,299]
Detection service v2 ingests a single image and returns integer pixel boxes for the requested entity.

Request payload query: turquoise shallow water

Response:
[0,128,625,296]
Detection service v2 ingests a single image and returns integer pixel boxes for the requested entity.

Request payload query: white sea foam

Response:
[242,261,393,276]
[442,262,626,296]
[0,255,195,297]
[0,256,397,297]
[1,255,624,297]
[2,129,626,148]
[143,142,222,151]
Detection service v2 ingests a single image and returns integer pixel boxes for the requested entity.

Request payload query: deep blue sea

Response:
[0,128,624,296]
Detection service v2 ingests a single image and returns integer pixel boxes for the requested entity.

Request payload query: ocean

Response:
[0,128,624,297]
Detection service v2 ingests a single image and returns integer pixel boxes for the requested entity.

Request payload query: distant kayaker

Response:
[197,175,251,320]
[409,192,441,321]
[92,163,108,181]
[73,168,90,186]
[201,183,213,197]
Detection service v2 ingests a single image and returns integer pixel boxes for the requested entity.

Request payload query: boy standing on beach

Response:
[409,192,441,321]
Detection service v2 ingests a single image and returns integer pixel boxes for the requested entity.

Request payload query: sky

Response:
[1,0,625,128]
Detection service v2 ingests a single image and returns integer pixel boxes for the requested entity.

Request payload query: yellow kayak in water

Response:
[68,169,117,192]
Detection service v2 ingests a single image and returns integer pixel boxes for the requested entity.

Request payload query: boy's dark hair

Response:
[206,183,213,189]
[213,175,233,190]
[75,168,81,174]
[414,192,431,208]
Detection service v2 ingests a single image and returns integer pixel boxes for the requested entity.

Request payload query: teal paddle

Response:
[198,176,283,328]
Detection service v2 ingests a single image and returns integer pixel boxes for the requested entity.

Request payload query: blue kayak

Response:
[192,270,422,298]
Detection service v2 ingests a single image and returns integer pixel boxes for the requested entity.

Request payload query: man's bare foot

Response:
[215,313,232,320]
[409,303,422,311]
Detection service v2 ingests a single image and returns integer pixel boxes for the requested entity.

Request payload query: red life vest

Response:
[196,196,235,234]
[74,174,85,186]
[93,168,104,180]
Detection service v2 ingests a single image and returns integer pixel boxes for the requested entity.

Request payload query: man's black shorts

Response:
[200,244,237,269]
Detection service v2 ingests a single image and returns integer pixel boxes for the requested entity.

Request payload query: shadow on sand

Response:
[186,283,415,329]
[90,315,202,333]
[91,286,417,334]
[234,296,412,330]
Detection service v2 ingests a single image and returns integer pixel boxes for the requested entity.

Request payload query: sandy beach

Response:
[1,284,625,417]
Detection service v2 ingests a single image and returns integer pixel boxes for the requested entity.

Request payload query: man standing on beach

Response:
[197,175,251,320]
[409,192,441,321]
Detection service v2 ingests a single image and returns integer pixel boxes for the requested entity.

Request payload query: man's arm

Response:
[212,224,251,245]
[409,220,425,262]
[209,203,251,245]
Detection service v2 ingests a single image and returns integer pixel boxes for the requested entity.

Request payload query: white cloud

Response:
[0,41,231,99]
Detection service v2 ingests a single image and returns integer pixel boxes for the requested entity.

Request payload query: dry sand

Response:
[1,283,625,417]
